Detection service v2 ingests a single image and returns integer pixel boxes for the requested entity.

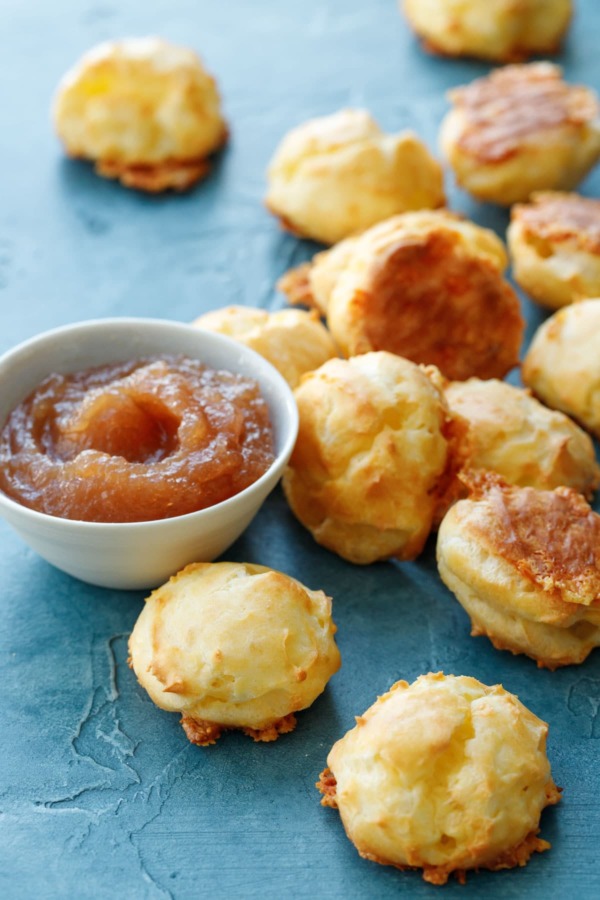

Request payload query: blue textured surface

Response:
[2,1,600,897]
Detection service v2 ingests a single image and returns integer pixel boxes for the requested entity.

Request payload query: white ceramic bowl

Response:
[0,317,298,589]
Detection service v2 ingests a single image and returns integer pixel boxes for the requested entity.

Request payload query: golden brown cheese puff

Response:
[440,64,600,206]
[129,562,341,745]
[279,210,524,381]
[437,473,600,669]
[192,306,338,389]
[282,352,454,564]
[53,37,227,192]
[522,300,600,438]
[317,672,560,885]
[508,192,600,309]
[265,109,444,245]
[444,378,600,498]
[402,0,572,63]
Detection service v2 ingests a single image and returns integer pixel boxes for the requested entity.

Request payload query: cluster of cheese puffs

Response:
[52,1,600,886]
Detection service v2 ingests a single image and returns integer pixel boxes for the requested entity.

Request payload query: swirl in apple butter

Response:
[0,356,275,522]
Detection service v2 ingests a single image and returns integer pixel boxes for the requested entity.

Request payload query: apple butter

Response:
[0,356,275,522]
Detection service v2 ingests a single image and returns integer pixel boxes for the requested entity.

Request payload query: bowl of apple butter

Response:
[0,317,298,589]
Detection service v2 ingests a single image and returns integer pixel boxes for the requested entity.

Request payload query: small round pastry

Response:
[265,109,444,245]
[402,0,572,63]
[53,37,227,192]
[440,63,600,206]
[437,473,600,669]
[317,672,560,885]
[192,306,338,389]
[444,378,600,498]
[282,352,454,564]
[508,192,600,309]
[129,562,341,744]
[522,300,600,438]
[279,210,524,381]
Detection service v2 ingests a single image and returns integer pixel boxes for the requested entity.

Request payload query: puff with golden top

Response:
[128,562,341,744]
[53,37,227,192]
[282,352,459,564]
[402,0,572,63]
[192,306,338,389]
[444,377,600,499]
[265,109,444,245]
[440,63,600,206]
[317,672,560,885]
[279,210,524,381]
[508,192,600,309]
[522,299,600,438]
[437,472,600,669]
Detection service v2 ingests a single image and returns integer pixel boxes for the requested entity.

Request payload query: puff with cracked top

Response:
[437,473,600,668]
[444,377,600,499]
[317,672,560,885]
[282,352,456,564]
[53,37,227,192]
[279,210,523,381]
[265,109,444,245]
[129,561,341,745]
[402,0,572,62]
[440,63,600,206]
[508,192,600,309]
[522,299,600,438]
[192,306,338,389]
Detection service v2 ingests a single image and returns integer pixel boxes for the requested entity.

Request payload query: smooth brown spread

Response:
[0,356,275,522]
[513,192,600,254]
[464,472,600,605]
[451,63,599,163]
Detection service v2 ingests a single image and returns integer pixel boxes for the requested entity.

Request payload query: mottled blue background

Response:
[1,1,600,897]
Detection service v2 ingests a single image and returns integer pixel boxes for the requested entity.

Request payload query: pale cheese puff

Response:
[403,0,572,63]
[129,562,341,745]
[444,377,600,499]
[193,306,338,389]
[508,192,600,309]
[318,672,560,885]
[282,352,456,564]
[53,37,227,192]
[522,299,600,438]
[266,109,444,245]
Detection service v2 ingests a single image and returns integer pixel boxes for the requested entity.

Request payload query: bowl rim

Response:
[0,316,299,531]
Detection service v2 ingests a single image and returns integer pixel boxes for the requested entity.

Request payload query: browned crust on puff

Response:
[360,830,551,886]
[277,263,318,308]
[181,712,297,747]
[88,125,229,193]
[360,230,523,380]
[513,192,600,255]
[450,64,599,163]
[416,33,566,65]
[318,766,561,885]
[316,767,338,807]
[181,715,224,746]
[462,471,600,605]
[97,157,212,192]
[242,714,297,742]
